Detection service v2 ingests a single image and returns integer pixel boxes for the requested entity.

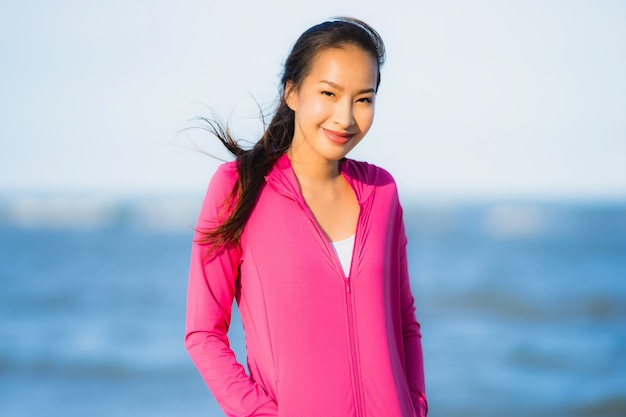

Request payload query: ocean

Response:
[0,195,625,416]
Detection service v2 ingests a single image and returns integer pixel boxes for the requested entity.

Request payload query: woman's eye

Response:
[357,97,372,103]
[321,91,334,97]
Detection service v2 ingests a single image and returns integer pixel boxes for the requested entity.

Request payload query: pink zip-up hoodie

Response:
[185,154,427,417]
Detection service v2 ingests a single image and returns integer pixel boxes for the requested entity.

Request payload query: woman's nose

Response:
[333,100,355,129]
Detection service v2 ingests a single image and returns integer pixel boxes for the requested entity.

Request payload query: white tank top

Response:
[331,234,355,276]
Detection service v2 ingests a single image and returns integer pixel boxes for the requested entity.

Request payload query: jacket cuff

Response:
[417,397,428,417]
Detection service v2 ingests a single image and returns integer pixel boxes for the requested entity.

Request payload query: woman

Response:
[185,17,427,417]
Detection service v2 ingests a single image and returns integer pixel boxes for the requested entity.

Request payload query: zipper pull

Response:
[345,279,351,293]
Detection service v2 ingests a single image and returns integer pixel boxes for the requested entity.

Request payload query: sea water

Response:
[0,196,624,416]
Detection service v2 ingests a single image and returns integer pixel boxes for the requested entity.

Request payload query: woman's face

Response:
[286,45,378,165]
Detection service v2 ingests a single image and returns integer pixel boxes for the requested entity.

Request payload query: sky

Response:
[0,0,624,201]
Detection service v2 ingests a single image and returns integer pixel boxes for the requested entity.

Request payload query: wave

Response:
[0,355,194,380]
[423,289,626,322]
[0,194,202,231]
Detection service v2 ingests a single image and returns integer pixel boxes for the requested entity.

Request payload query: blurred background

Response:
[1,1,625,416]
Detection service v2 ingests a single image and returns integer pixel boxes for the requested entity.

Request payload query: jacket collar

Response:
[264,153,377,205]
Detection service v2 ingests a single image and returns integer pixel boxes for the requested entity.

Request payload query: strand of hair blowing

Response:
[195,101,294,257]
[196,17,385,258]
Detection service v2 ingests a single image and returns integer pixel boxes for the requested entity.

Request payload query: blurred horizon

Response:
[1,191,624,235]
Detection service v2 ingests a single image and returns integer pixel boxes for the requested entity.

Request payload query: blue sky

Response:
[1,0,624,200]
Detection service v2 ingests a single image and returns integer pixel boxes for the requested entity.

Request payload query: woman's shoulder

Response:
[343,158,397,188]
[214,159,238,177]
[204,159,238,198]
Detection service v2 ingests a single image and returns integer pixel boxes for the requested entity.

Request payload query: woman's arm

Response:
[397,205,428,416]
[185,163,278,417]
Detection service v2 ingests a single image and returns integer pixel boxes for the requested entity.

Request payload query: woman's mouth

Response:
[323,128,355,145]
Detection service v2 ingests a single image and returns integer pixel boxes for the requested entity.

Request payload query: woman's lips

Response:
[323,128,355,145]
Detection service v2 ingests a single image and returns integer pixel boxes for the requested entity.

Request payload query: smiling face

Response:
[285,45,378,165]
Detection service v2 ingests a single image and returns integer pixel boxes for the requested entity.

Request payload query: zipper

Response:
[344,276,365,417]
[293,197,365,416]
[305,203,366,417]
[267,165,368,416]
[338,205,363,416]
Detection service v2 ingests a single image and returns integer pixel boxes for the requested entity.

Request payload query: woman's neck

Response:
[285,150,357,242]
[286,151,341,188]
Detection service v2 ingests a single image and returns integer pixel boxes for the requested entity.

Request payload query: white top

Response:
[331,234,355,276]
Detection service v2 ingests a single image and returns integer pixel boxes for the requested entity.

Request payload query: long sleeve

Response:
[397,205,428,416]
[184,163,278,417]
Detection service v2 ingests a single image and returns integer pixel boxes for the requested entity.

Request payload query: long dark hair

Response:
[197,17,385,255]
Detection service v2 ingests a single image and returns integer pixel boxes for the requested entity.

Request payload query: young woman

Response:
[185,17,427,417]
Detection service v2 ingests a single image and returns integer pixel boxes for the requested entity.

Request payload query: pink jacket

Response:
[185,154,427,417]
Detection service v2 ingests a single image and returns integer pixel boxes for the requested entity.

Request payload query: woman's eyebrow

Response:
[320,80,375,95]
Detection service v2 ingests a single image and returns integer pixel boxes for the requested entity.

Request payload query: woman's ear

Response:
[284,81,297,112]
